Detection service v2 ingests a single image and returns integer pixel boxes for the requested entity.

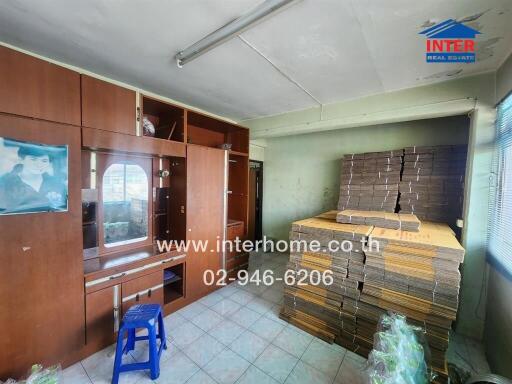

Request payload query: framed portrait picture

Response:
[0,137,68,215]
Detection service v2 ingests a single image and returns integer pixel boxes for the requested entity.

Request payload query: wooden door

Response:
[85,285,120,350]
[248,161,263,242]
[0,115,84,378]
[186,145,225,300]
[248,167,257,242]
[0,46,81,125]
[121,271,164,314]
[81,75,136,135]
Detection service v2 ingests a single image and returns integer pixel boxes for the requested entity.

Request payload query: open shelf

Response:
[187,111,249,154]
[152,156,187,244]
[229,150,249,157]
[227,153,249,235]
[163,263,184,305]
[141,95,185,143]
[82,188,98,250]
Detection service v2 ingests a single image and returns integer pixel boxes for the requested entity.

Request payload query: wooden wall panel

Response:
[186,145,225,300]
[0,115,84,379]
[81,75,136,135]
[0,46,81,126]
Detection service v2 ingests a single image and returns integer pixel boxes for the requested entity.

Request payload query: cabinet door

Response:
[187,146,226,300]
[0,115,83,379]
[121,271,164,314]
[0,46,81,125]
[85,285,121,350]
[81,75,136,135]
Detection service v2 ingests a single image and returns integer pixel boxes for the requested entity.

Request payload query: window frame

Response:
[97,153,153,255]
[488,94,512,279]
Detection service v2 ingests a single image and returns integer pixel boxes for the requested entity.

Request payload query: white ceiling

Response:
[0,0,511,121]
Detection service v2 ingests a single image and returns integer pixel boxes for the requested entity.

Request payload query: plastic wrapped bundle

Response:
[367,313,434,384]
[1,364,61,384]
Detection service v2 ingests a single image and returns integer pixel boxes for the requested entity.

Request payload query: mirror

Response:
[102,163,148,247]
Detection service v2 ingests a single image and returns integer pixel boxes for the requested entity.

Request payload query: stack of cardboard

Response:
[337,150,403,212]
[343,221,464,380]
[399,145,466,225]
[336,209,420,232]
[281,214,372,343]
[280,213,464,383]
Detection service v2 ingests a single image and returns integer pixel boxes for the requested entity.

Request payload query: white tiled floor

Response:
[64,252,489,384]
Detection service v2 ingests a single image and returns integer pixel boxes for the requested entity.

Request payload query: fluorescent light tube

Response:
[175,0,300,67]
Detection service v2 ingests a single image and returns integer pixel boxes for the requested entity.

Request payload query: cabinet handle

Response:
[148,289,152,298]
[109,273,126,280]
[113,307,120,333]
[135,294,140,302]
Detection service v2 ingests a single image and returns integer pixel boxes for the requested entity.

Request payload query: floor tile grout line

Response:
[79,361,94,384]
[281,333,314,383]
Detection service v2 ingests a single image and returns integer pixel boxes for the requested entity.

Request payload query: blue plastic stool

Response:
[112,304,167,384]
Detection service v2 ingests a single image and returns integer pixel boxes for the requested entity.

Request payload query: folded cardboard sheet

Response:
[336,209,421,231]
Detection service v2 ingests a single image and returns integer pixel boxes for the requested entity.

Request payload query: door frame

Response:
[249,160,263,242]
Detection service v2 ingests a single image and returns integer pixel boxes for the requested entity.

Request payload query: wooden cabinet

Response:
[85,270,164,351]
[85,285,120,349]
[186,145,226,300]
[81,75,136,135]
[0,46,81,125]
[0,115,84,379]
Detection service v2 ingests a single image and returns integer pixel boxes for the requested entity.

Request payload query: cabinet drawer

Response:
[121,271,163,314]
[122,271,162,297]
[85,254,186,293]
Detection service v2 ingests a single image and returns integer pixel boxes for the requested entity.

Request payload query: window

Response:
[102,162,149,248]
[488,94,512,277]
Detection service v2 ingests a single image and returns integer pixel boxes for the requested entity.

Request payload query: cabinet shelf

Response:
[141,95,185,143]
[164,275,182,285]
[187,111,249,153]
[163,263,184,305]
[229,150,248,157]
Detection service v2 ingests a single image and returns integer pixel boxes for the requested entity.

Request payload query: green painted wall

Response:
[262,116,469,241]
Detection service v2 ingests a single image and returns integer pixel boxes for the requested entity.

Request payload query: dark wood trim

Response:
[82,126,186,158]
[96,153,153,256]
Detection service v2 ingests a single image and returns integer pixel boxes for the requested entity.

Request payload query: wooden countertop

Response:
[83,244,183,278]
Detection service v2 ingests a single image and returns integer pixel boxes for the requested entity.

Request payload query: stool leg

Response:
[112,328,125,384]
[158,312,167,350]
[148,325,160,380]
[125,328,136,354]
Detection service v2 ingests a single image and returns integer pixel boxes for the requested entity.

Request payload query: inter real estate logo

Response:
[419,19,481,63]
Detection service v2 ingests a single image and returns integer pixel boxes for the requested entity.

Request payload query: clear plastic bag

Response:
[366,312,435,384]
[1,364,61,384]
